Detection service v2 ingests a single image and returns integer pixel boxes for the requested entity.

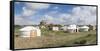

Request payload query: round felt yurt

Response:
[19,26,41,37]
[79,26,89,32]
[67,24,77,33]
[60,26,68,31]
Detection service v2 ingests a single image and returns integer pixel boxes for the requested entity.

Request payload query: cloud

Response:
[43,14,67,24]
[46,11,58,16]
[43,6,96,25]
[25,3,50,10]
[15,6,36,25]
[53,7,59,9]
[61,6,96,24]
[22,7,35,17]
[15,15,33,25]
[71,6,96,25]
[21,3,50,17]
[41,15,54,24]
[15,2,20,4]
[15,3,96,25]
[15,3,50,25]
[44,15,54,21]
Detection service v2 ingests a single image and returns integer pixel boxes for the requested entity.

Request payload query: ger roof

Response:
[67,24,77,29]
[79,26,89,28]
[19,26,37,31]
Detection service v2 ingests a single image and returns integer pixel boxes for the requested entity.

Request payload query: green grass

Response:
[14,27,97,49]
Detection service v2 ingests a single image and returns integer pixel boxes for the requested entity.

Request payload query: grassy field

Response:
[14,28,97,49]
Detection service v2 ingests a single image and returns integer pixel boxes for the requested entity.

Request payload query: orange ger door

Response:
[30,30,37,37]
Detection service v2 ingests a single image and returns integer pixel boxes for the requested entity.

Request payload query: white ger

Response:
[67,24,78,33]
[19,26,41,37]
[78,26,89,32]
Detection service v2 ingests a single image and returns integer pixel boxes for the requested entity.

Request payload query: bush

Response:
[74,40,87,44]
[74,41,80,44]
[86,34,92,37]
[15,34,20,37]
[79,40,87,44]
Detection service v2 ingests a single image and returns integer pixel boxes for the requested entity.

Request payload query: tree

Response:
[40,20,47,26]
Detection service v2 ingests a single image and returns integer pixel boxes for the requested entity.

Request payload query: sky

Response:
[14,2,97,25]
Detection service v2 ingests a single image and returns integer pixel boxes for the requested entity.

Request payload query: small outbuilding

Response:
[78,26,89,32]
[52,27,59,31]
[19,26,41,37]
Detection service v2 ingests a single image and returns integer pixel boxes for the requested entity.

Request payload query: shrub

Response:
[79,40,87,44]
[74,40,87,44]
[15,34,20,37]
[74,41,80,44]
[86,34,92,37]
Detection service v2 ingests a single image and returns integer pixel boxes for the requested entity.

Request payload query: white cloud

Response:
[43,14,67,24]
[15,15,33,25]
[41,15,54,24]
[61,6,96,24]
[15,3,96,25]
[42,6,96,25]
[22,7,35,17]
[58,14,71,22]
[46,11,58,16]
[53,7,59,9]
[71,6,96,25]
[15,3,50,25]
[44,15,54,21]
[15,7,36,25]
[15,2,20,4]
[21,3,50,17]
[25,3,50,10]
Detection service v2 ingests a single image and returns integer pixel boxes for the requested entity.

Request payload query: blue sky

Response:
[14,2,96,25]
